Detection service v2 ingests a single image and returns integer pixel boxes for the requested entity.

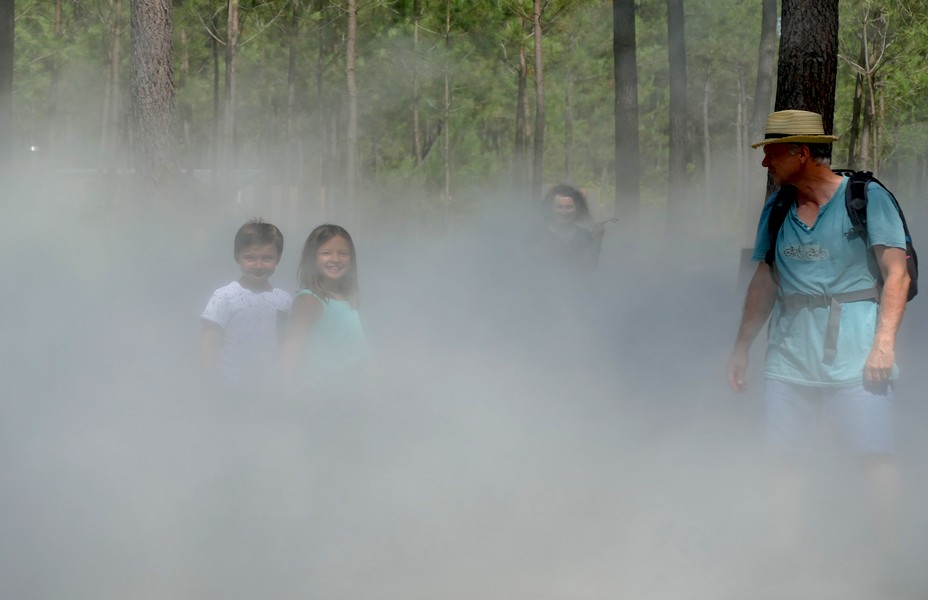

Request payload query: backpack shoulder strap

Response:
[765,186,796,266]
[842,170,873,240]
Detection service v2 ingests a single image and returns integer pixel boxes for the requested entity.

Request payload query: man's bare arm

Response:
[727,262,778,392]
[864,245,910,382]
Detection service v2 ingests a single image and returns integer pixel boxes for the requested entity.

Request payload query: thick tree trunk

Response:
[531,0,545,202]
[130,0,177,187]
[0,0,13,172]
[666,0,688,228]
[612,0,640,222]
[774,0,839,142]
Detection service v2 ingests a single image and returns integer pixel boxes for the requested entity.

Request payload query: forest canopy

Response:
[7,0,928,230]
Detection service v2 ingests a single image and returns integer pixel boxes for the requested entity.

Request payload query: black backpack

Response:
[764,170,918,301]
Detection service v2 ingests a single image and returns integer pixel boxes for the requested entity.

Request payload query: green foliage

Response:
[11,0,926,224]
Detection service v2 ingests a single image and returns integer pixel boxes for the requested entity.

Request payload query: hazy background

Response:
[2,169,928,600]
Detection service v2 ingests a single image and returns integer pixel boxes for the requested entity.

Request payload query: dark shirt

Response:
[524,223,595,271]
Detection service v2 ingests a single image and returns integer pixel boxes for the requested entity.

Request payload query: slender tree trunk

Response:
[531,0,545,201]
[177,26,190,158]
[514,34,528,195]
[48,0,63,165]
[129,0,176,189]
[744,0,778,244]
[210,15,220,182]
[703,69,711,201]
[346,0,359,221]
[846,44,864,169]
[223,0,240,176]
[666,0,688,228]
[750,0,777,144]
[315,0,328,214]
[865,70,879,173]
[564,32,576,180]
[861,76,872,172]
[736,67,747,202]
[442,0,452,229]
[0,0,13,172]
[613,0,640,222]
[412,0,423,168]
[101,0,125,164]
[286,0,301,180]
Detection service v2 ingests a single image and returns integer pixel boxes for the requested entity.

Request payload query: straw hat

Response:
[751,110,839,148]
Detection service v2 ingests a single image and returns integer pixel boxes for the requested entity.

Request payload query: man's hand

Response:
[727,347,750,392]
[864,344,895,383]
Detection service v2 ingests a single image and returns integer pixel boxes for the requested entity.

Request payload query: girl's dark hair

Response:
[234,218,284,260]
[542,184,591,222]
[297,224,359,305]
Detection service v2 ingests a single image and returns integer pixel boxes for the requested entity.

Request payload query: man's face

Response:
[761,143,802,186]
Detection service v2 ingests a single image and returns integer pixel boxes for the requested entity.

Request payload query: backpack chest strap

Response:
[778,286,880,365]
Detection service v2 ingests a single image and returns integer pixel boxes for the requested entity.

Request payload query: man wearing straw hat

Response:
[726,110,910,552]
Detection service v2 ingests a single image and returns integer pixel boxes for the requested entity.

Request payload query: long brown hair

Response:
[297,224,360,306]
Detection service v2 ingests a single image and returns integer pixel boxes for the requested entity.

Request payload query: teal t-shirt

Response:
[296,290,369,389]
[751,177,906,386]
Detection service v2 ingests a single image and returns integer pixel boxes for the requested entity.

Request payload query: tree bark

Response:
[613,0,640,222]
[130,0,177,187]
[774,0,839,147]
[531,0,545,202]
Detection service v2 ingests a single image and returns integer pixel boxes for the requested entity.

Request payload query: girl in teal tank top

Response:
[281,225,368,391]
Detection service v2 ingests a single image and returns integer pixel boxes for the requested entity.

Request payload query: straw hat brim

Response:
[751,134,839,149]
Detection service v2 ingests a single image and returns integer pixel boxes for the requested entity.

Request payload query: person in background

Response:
[282,224,368,393]
[524,184,606,272]
[727,110,909,557]
[200,219,292,393]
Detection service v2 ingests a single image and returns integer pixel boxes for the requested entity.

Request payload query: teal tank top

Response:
[296,290,369,388]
